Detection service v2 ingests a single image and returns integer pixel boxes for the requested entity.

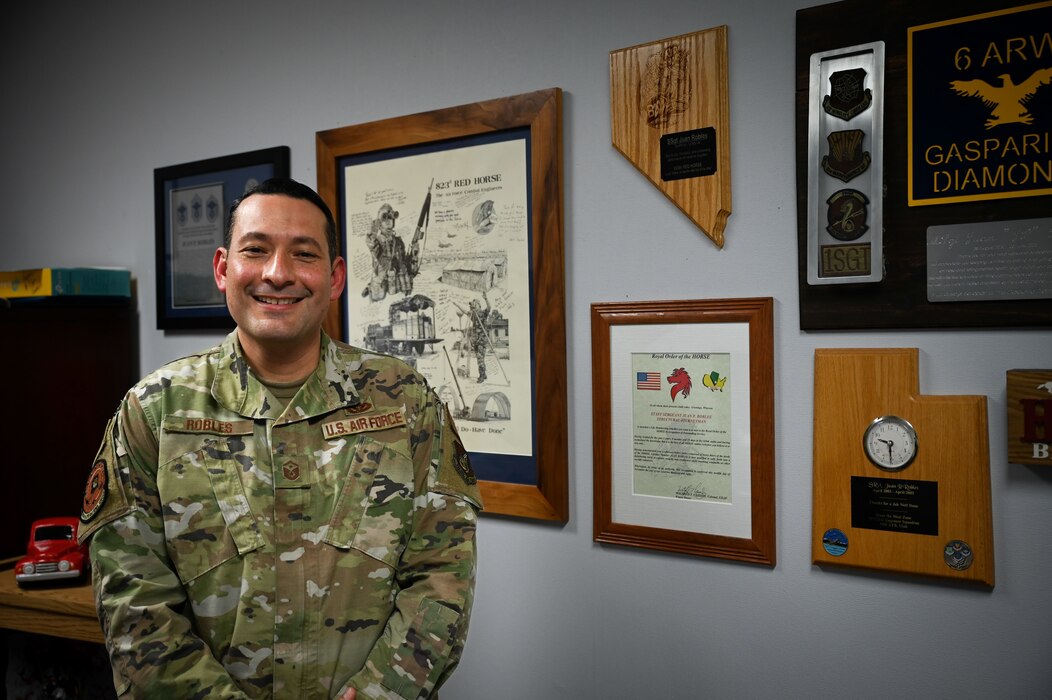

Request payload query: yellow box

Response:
[0,268,130,298]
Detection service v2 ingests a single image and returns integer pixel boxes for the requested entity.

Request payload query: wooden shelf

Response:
[0,569,101,643]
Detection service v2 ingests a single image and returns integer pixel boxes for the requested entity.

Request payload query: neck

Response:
[236,330,322,383]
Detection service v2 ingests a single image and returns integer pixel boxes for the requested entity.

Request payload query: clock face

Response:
[863,415,918,471]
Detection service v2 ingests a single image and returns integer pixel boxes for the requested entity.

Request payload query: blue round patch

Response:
[822,528,848,556]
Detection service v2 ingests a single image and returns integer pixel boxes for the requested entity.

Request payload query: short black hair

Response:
[225,178,340,262]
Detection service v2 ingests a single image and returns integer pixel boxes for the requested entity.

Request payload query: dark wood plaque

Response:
[1006,369,1052,465]
[796,0,1052,329]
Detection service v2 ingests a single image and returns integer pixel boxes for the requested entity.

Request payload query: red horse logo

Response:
[667,368,692,401]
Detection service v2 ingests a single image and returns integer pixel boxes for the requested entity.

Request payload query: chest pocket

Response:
[324,435,415,567]
[158,422,264,582]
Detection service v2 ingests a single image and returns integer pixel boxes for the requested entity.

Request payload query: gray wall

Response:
[3,2,1050,698]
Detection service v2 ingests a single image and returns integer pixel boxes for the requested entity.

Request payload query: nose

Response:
[261,250,294,287]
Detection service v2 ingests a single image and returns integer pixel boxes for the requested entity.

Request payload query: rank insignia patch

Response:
[823,68,872,120]
[81,459,108,522]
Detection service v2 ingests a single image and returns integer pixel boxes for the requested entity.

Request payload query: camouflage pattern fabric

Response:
[79,331,482,699]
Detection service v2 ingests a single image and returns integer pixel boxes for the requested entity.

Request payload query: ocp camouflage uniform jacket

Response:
[79,331,482,699]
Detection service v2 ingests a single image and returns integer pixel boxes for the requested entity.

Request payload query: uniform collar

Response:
[212,330,361,420]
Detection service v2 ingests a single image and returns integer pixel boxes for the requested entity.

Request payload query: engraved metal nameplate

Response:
[927,218,1052,302]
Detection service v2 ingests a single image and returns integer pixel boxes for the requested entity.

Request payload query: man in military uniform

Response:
[363,203,414,300]
[79,178,481,699]
[468,293,491,383]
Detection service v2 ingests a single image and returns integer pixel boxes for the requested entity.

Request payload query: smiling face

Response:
[214,194,345,372]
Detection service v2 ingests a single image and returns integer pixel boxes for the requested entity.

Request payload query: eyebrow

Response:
[236,231,323,250]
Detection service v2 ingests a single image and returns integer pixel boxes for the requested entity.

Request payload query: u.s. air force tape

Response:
[321,408,406,439]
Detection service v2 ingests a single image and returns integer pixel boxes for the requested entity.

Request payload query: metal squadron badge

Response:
[826,189,869,241]
[822,129,871,182]
[823,68,872,120]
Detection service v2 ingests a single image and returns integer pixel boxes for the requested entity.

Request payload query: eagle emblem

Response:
[950,68,1052,129]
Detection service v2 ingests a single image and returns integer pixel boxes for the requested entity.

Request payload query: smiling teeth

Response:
[258,297,298,305]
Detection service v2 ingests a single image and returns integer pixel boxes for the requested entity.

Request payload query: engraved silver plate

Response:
[927,218,1052,302]
[807,42,885,285]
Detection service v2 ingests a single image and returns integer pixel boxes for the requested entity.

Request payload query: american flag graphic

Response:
[636,371,661,390]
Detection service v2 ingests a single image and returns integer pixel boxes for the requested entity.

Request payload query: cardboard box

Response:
[0,268,131,298]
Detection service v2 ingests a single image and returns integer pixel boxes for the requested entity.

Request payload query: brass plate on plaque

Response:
[610,26,731,248]
[812,348,994,586]
[820,243,871,277]
[1007,369,1052,466]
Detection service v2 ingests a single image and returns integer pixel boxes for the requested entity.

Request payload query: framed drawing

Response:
[154,146,290,330]
[591,297,775,565]
[316,89,568,521]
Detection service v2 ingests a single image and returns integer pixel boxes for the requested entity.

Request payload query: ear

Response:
[329,256,347,301]
[213,248,229,293]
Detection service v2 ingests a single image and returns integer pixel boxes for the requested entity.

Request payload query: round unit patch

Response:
[944,540,974,571]
[822,528,849,557]
[81,459,109,522]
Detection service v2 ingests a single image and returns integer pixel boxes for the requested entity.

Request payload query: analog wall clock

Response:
[862,415,918,471]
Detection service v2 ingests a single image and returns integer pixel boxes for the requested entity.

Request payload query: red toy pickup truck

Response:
[14,517,90,585]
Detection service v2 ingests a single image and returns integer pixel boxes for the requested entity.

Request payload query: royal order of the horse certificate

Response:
[630,352,733,503]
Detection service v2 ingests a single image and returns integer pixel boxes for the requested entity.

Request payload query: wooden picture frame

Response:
[591,298,775,565]
[154,146,290,330]
[316,89,568,521]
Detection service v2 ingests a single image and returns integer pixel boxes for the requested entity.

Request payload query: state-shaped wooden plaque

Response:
[812,348,994,586]
[610,26,731,248]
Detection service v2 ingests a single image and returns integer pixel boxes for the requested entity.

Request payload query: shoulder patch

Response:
[77,418,132,544]
[81,459,109,521]
[435,405,483,509]
[452,438,476,485]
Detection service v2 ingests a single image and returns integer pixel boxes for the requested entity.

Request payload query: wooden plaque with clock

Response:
[812,348,994,586]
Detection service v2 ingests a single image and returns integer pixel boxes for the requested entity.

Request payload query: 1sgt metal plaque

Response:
[909,3,1052,206]
[806,42,885,285]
